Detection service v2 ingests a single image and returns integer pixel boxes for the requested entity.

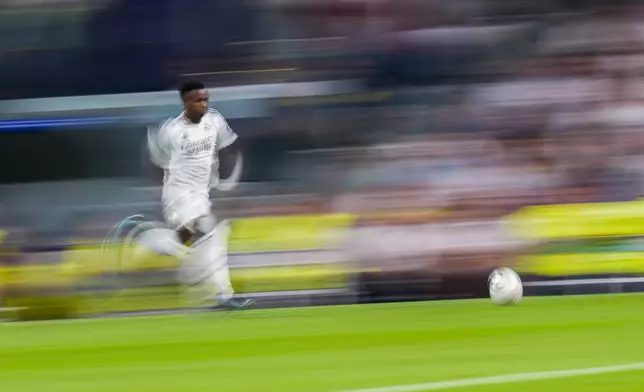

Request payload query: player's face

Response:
[183,89,209,117]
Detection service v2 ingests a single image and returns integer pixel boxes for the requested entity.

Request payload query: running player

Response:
[141,80,253,310]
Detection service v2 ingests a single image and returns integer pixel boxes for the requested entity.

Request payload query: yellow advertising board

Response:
[508,201,644,276]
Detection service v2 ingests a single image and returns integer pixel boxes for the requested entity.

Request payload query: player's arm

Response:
[146,119,174,185]
[218,140,240,179]
[213,111,243,191]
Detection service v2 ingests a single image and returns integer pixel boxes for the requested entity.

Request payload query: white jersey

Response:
[148,109,238,206]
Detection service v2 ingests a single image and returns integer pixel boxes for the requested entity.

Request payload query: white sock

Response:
[212,264,234,304]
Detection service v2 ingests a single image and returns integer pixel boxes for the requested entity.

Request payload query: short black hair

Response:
[179,80,205,98]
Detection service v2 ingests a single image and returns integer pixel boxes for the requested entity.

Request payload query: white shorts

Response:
[163,193,212,231]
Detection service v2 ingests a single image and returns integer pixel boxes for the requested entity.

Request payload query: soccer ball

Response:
[488,267,523,305]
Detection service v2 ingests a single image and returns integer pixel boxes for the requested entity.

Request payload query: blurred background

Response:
[3,0,644,320]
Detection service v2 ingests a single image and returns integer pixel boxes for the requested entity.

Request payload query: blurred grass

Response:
[1,294,644,391]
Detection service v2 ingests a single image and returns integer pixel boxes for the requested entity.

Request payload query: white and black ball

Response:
[488,267,523,305]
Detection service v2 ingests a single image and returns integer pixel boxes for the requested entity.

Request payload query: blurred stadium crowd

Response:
[3,0,644,312]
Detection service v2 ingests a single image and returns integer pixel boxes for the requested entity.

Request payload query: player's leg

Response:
[104,213,191,267]
[136,225,191,258]
[125,211,250,309]
[166,196,253,310]
[179,214,254,310]
[100,213,190,313]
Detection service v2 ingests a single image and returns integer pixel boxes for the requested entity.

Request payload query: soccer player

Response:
[140,80,254,310]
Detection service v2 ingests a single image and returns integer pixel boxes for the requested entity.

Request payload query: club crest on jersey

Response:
[182,135,215,155]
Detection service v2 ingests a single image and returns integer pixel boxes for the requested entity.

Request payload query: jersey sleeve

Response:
[147,119,175,169]
[211,110,238,151]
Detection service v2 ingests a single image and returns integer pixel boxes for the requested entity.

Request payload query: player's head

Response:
[179,80,209,118]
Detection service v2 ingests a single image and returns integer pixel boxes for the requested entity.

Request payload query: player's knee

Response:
[194,215,216,235]
[179,215,216,244]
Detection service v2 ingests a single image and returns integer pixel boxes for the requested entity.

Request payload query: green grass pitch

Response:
[2,294,644,392]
